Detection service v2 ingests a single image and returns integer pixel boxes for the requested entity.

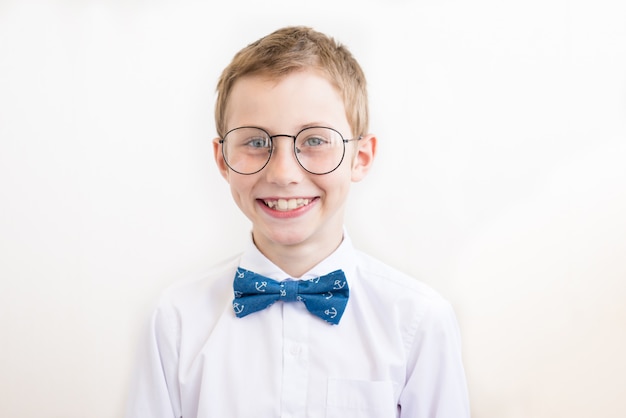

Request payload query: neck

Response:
[252,230,344,278]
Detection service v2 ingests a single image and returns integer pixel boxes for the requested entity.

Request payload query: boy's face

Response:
[213,69,375,256]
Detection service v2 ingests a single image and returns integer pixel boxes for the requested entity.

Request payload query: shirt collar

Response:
[238,229,358,283]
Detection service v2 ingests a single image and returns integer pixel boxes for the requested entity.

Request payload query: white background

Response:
[1,1,625,417]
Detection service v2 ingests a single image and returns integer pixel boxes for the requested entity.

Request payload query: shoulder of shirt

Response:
[352,250,459,350]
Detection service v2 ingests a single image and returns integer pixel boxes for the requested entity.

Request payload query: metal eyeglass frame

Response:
[219,126,362,175]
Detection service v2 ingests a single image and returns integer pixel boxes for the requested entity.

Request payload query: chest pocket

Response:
[325,378,397,418]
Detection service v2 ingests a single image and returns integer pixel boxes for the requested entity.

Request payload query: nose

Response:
[264,136,304,185]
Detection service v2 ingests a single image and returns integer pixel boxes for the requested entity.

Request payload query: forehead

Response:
[224,69,349,133]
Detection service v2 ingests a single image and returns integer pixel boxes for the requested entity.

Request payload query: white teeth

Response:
[278,199,289,210]
[264,198,311,211]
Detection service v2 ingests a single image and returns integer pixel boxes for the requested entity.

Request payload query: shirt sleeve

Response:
[125,296,182,418]
[399,298,471,417]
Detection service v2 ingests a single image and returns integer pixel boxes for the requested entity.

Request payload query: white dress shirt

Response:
[126,232,470,418]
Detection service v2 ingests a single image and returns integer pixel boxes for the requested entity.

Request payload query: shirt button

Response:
[290,344,302,356]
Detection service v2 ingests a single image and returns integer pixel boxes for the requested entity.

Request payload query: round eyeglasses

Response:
[218,126,361,175]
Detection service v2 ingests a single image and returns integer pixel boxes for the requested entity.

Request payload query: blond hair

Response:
[215,26,368,139]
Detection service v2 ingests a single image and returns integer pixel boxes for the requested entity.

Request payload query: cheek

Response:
[227,179,245,201]
[319,173,352,198]
[228,177,257,205]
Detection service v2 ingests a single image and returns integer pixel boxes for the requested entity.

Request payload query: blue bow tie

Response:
[232,267,349,325]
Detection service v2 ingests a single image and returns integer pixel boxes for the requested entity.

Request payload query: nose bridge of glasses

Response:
[268,134,298,154]
[269,134,297,144]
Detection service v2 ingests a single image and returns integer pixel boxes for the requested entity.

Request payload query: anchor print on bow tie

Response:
[231,268,349,325]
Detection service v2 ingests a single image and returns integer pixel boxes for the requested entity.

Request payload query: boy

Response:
[126,26,470,418]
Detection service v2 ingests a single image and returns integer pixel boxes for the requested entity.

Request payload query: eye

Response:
[245,136,270,148]
[302,136,328,147]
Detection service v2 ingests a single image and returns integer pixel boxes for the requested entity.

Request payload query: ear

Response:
[213,137,230,182]
[351,133,377,182]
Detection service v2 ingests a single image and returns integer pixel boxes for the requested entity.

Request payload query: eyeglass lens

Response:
[221,127,346,175]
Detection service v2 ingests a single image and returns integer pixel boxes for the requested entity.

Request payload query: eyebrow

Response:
[234,122,337,135]
[301,122,335,129]
[283,122,338,133]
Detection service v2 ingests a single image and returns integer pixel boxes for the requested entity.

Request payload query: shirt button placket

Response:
[280,302,309,417]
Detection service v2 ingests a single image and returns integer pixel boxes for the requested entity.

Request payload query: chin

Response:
[265,229,312,247]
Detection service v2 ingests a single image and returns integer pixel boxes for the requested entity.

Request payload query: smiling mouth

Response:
[262,198,313,211]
